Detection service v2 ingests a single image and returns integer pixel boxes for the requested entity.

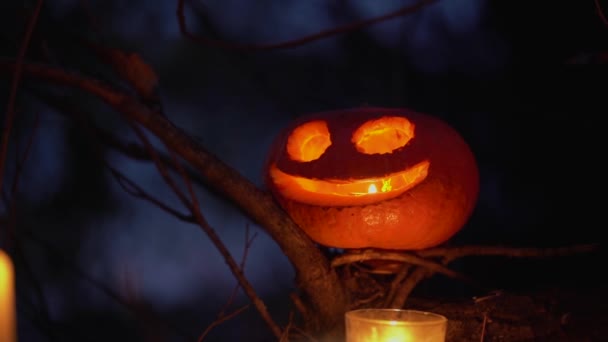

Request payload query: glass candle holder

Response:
[345,309,447,342]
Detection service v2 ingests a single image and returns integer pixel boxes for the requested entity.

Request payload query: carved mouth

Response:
[269,160,430,207]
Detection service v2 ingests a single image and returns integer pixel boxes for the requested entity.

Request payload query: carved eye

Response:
[286,120,331,162]
[352,116,414,154]
[270,115,428,207]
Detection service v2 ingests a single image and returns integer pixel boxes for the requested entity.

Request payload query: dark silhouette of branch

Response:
[27,88,201,224]
[173,148,284,337]
[198,225,256,341]
[279,311,319,342]
[29,89,280,335]
[0,7,57,334]
[383,263,413,307]
[199,305,249,342]
[130,116,283,337]
[0,10,45,338]
[129,124,191,206]
[390,266,432,308]
[107,165,196,222]
[417,243,599,260]
[177,0,439,51]
[23,230,194,340]
[335,243,600,309]
[11,58,344,337]
[0,112,58,341]
[129,121,283,338]
[27,90,212,203]
[8,114,39,199]
[595,0,608,27]
[331,249,473,283]
[1,60,348,333]
[0,0,43,218]
[0,60,347,334]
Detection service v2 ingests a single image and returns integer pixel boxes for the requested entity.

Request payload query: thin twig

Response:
[107,165,195,222]
[383,263,413,307]
[473,290,503,304]
[5,112,57,340]
[354,243,599,308]
[0,112,56,340]
[130,123,192,206]
[23,230,194,340]
[0,60,347,332]
[595,0,608,27]
[197,225,257,341]
[10,92,197,339]
[132,122,283,339]
[389,267,432,308]
[177,0,438,51]
[332,249,473,283]
[290,292,309,323]
[279,312,295,342]
[480,312,489,342]
[9,112,39,200]
[17,68,285,338]
[31,88,198,225]
[352,291,384,308]
[30,88,198,223]
[0,0,44,212]
[278,311,319,342]
[417,244,599,260]
[198,305,250,342]
[27,90,211,213]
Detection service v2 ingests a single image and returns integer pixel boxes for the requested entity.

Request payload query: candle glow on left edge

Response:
[0,249,16,342]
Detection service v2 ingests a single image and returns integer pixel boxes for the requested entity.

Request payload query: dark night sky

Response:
[1,1,607,341]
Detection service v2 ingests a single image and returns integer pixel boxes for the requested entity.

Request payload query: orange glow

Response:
[0,249,16,342]
[352,116,414,155]
[286,120,331,162]
[345,309,447,342]
[269,160,429,206]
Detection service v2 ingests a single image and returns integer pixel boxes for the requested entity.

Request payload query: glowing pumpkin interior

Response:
[269,116,430,207]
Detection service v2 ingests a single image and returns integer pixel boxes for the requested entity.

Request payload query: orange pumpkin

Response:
[265,108,479,250]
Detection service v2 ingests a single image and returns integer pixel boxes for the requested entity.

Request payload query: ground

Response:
[406,287,608,341]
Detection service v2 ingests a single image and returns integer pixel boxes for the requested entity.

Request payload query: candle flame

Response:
[368,184,378,194]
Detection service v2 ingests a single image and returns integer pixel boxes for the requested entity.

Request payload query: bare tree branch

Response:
[107,165,196,222]
[417,244,599,260]
[177,0,439,51]
[331,249,473,283]
[0,0,43,214]
[595,0,608,27]
[198,225,256,341]
[336,243,600,310]
[27,90,211,201]
[23,230,194,340]
[30,87,279,334]
[129,121,283,338]
[390,267,433,308]
[0,111,59,341]
[0,61,348,333]
[383,263,413,307]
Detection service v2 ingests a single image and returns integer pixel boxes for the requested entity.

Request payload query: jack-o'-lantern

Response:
[265,107,479,250]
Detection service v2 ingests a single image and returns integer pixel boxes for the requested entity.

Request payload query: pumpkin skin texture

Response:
[265,108,479,250]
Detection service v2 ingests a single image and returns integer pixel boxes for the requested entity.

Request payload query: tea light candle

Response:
[345,309,447,342]
[0,249,16,342]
